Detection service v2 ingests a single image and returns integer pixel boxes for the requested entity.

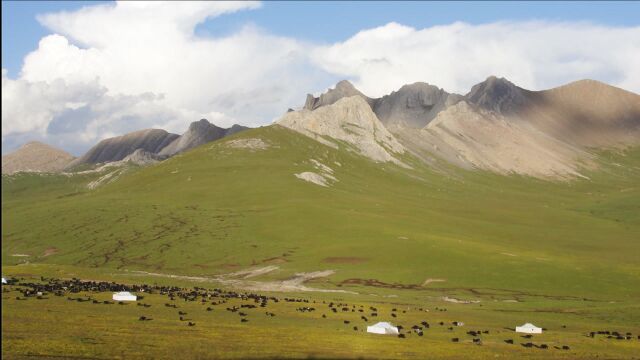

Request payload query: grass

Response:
[2,125,640,358]
[2,268,640,359]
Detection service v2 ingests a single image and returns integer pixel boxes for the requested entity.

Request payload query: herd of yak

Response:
[3,276,639,351]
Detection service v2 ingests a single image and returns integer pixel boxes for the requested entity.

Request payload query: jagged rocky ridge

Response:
[283,77,640,179]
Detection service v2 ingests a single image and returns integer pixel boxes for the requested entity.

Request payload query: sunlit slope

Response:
[3,125,640,299]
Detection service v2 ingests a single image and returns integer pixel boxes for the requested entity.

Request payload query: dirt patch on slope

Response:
[128,267,354,294]
[422,278,446,286]
[43,247,59,257]
[226,138,270,150]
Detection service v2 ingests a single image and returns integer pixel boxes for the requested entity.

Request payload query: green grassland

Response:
[2,125,640,358]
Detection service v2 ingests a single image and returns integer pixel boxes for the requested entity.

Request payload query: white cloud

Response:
[312,21,640,97]
[2,2,639,155]
[1,70,229,155]
[3,1,332,154]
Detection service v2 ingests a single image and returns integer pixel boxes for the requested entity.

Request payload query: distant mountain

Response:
[158,119,248,157]
[66,129,178,169]
[373,82,463,128]
[303,80,461,128]
[465,76,529,114]
[279,96,406,166]
[520,79,640,148]
[64,119,249,169]
[288,77,640,179]
[2,141,75,174]
[303,80,375,110]
[409,78,640,178]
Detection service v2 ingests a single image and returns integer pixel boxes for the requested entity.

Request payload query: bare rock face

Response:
[159,119,248,156]
[303,80,376,110]
[278,96,407,166]
[373,82,463,128]
[465,76,529,114]
[303,80,462,129]
[290,77,640,178]
[403,79,640,179]
[121,149,163,166]
[2,141,75,174]
[67,129,178,168]
[419,101,592,179]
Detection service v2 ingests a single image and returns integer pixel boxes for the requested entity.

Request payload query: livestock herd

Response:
[2,275,639,353]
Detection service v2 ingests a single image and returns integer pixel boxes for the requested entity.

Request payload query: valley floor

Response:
[2,265,639,360]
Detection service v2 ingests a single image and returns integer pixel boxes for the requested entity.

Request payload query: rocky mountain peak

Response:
[465,76,528,114]
[373,82,463,128]
[303,80,372,111]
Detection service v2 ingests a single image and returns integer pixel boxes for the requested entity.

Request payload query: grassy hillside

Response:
[3,125,640,301]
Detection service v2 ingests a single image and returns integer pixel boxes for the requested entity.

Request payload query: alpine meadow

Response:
[2,1,640,359]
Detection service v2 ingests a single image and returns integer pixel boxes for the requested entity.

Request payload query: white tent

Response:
[1,277,7,284]
[367,322,399,335]
[516,323,542,334]
[112,291,137,301]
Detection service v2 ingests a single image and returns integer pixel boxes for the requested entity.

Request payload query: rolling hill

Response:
[3,125,640,301]
[1,141,75,174]
[3,78,640,359]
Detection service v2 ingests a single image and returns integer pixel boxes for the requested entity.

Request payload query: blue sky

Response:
[2,1,639,155]
[4,1,640,77]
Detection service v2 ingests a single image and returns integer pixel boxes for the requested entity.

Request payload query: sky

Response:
[2,1,640,155]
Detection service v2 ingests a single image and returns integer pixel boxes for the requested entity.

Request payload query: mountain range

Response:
[289,76,640,178]
[3,76,639,179]
[2,120,248,174]
[3,75,640,313]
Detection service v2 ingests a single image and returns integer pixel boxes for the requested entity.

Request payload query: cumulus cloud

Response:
[3,1,331,154]
[2,2,639,155]
[1,70,229,154]
[312,21,640,97]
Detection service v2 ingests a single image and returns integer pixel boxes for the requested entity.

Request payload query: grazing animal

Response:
[391,313,397,318]
[344,320,350,324]
[353,326,358,331]
[505,339,514,344]
[188,322,196,326]
[562,346,570,350]
[451,338,459,342]
[398,334,405,338]
[241,318,248,323]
